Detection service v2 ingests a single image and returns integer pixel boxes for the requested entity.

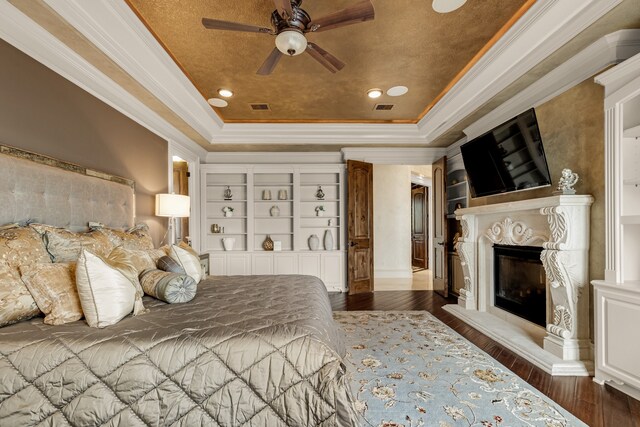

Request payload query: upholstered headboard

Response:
[0,145,134,231]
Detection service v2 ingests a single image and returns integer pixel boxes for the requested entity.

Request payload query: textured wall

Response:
[0,40,168,245]
[469,79,605,283]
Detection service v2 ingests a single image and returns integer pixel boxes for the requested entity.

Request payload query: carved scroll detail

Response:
[485,217,547,246]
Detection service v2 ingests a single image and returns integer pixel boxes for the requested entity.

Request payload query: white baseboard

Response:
[375,269,413,279]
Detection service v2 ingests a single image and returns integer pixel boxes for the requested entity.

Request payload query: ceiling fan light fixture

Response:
[218,88,234,98]
[432,0,467,13]
[367,88,383,99]
[275,30,308,56]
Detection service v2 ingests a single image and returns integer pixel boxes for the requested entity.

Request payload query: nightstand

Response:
[199,253,210,276]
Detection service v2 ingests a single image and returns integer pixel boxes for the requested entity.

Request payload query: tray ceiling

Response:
[126,0,530,123]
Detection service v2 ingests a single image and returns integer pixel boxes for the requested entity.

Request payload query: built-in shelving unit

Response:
[200,164,346,291]
[446,153,468,296]
[592,53,640,401]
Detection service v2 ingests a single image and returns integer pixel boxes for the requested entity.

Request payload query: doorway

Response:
[172,158,189,244]
[411,184,428,272]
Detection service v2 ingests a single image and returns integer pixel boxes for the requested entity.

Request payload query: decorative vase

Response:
[316,210,324,217]
[224,211,233,217]
[270,205,280,217]
[308,234,320,251]
[315,185,325,200]
[262,190,272,200]
[323,230,334,251]
[223,186,232,200]
[278,189,287,200]
[222,237,235,251]
[263,235,274,251]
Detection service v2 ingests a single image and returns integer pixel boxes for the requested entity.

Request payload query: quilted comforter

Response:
[0,275,357,426]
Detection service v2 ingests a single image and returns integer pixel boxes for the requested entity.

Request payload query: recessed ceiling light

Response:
[367,89,383,99]
[218,88,234,98]
[432,0,467,13]
[387,86,409,97]
[208,98,228,108]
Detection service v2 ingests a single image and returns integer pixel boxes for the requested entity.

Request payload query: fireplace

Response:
[493,244,546,327]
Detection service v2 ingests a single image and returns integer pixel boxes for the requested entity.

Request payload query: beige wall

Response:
[469,79,605,283]
[0,40,168,245]
[373,164,432,279]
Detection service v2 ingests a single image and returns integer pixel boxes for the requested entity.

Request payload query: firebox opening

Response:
[493,244,546,327]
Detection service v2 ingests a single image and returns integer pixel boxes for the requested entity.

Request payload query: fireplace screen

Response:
[493,245,546,327]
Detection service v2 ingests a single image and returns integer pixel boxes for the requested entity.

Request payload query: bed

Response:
[0,147,357,426]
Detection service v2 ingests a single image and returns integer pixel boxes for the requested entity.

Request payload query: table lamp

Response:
[155,193,190,245]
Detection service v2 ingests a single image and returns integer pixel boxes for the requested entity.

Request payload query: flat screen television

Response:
[460,108,552,198]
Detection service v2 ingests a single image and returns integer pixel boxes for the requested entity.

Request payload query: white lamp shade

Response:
[275,30,307,56]
[156,194,190,217]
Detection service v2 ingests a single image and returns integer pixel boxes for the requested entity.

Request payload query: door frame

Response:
[411,173,433,272]
[168,141,201,251]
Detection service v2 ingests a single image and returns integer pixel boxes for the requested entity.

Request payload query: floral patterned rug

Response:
[334,311,586,427]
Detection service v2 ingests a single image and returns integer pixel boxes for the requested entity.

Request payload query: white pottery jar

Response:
[270,205,280,217]
[222,237,235,251]
[323,230,334,251]
[308,234,320,251]
[224,211,233,217]
[317,210,324,217]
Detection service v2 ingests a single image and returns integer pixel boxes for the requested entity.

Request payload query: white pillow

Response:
[168,243,202,283]
[75,249,138,328]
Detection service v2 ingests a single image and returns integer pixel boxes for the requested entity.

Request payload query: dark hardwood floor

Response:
[329,290,640,427]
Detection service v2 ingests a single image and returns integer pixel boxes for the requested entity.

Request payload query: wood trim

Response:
[223,118,418,124]
[416,0,538,122]
[0,144,135,188]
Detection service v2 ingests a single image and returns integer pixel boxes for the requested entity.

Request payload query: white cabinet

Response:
[593,52,640,399]
[200,164,347,291]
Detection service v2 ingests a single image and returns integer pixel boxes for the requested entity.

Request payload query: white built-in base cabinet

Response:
[209,252,346,292]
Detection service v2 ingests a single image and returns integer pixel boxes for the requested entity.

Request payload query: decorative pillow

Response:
[0,225,51,326]
[157,255,186,274]
[168,242,202,283]
[75,249,141,328]
[139,269,197,303]
[110,247,165,275]
[94,223,154,251]
[0,263,40,327]
[30,224,113,262]
[21,263,82,325]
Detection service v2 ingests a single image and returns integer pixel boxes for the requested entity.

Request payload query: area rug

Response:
[334,311,586,427]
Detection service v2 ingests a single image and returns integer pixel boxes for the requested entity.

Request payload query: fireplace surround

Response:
[443,195,594,376]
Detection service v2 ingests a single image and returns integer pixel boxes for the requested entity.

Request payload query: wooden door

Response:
[432,156,448,297]
[411,186,428,269]
[347,160,374,294]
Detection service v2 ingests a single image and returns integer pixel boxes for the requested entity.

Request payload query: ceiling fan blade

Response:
[306,43,345,73]
[257,47,284,75]
[273,0,293,19]
[309,0,375,33]
[202,18,272,34]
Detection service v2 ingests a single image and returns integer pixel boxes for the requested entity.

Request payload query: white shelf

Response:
[621,215,640,225]
[255,215,294,219]
[301,226,340,229]
[254,183,293,187]
[447,181,467,189]
[208,199,247,202]
[207,184,247,187]
[301,183,339,186]
[301,199,340,202]
[254,199,293,203]
[301,215,340,219]
[208,216,247,219]
[208,233,247,235]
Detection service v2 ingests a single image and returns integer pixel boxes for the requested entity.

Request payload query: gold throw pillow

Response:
[21,263,82,325]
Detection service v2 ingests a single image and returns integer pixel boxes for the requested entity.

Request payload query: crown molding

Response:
[341,147,446,165]
[418,0,623,143]
[464,29,640,140]
[0,1,207,160]
[0,0,626,149]
[205,151,343,164]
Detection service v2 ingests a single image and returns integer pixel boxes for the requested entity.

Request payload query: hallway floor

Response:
[374,269,433,291]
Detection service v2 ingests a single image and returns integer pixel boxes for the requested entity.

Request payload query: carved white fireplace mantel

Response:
[445,195,594,376]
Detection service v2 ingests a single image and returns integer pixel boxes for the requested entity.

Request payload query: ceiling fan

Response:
[201,0,375,75]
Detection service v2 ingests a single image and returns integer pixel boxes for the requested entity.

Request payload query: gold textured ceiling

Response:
[126,0,531,123]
